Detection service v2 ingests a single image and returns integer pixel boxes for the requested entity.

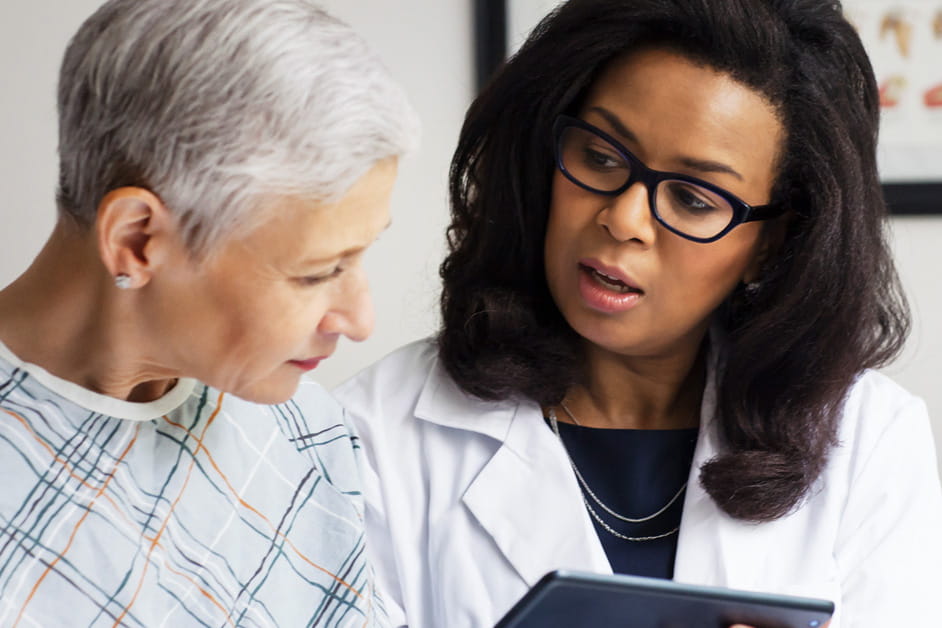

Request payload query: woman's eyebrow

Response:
[587,105,743,181]
[588,106,640,144]
[299,220,393,266]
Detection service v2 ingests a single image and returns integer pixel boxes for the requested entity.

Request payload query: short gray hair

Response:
[57,0,419,254]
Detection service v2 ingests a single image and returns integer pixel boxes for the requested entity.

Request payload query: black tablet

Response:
[494,570,834,628]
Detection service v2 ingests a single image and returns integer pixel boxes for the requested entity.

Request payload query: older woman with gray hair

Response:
[0,0,417,625]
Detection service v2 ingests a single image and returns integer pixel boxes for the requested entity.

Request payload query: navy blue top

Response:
[553,421,699,579]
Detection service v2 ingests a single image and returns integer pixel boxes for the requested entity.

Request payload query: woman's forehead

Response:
[578,48,784,201]
[215,160,398,269]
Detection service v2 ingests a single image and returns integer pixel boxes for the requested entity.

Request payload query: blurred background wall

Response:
[1,1,939,476]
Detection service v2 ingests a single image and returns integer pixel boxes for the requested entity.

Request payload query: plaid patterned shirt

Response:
[0,342,388,627]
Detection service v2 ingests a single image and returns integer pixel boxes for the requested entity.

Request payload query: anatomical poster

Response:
[844,0,942,181]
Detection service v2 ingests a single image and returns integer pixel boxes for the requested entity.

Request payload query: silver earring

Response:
[744,280,761,295]
[114,274,133,290]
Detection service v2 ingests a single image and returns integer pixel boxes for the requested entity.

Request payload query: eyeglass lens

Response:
[558,125,736,240]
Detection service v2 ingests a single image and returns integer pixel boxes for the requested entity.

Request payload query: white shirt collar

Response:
[0,339,197,422]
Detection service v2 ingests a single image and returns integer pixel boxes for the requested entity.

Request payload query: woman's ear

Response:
[96,187,178,289]
[743,214,789,284]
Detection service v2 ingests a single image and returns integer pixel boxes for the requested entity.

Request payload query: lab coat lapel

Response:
[673,413,732,585]
[462,401,612,585]
[674,443,779,590]
[414,362,610,586]
[673,355,776,590]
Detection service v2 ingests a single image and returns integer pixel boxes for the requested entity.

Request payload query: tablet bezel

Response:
[495,570,834,628]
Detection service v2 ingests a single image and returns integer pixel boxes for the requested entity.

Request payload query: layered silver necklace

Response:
[548,402,687,542]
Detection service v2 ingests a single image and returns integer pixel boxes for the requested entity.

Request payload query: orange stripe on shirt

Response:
[158,553,234,624]
[111,391,227,627]
[13,424,140,627]
[162,399,363,599]
[3,408,141,531]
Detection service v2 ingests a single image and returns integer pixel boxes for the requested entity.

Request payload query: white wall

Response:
[885,218,942,412]
[2,1,940,476]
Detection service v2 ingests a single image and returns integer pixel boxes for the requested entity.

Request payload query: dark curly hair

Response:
[438,0,910,522]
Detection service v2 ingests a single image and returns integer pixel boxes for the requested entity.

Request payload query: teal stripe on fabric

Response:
[0,356,384,627]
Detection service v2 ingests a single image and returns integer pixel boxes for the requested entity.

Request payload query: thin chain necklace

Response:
[559,403,689,523]
[548,404,686,542]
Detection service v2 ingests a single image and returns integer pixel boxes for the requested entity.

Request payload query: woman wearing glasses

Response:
[335,0,942,626]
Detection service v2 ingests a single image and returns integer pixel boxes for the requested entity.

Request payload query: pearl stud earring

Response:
[114,274,133,290]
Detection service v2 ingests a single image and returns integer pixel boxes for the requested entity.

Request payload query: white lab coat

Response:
[335,339,942,628]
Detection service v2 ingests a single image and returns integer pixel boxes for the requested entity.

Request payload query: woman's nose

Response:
[318,272,375,343]
[596,181,657,244]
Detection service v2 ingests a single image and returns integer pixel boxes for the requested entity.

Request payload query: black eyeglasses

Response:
[553,115,784,243]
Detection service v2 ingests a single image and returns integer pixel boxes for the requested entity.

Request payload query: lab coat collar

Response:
[414,357,612,585]
[413,338,777,589]
[460,400,613,585]
[413,357,518,445]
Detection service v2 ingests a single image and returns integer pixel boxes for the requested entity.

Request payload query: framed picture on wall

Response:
[844,1,942,214]
[474,0,942,215]
[474,0,563,91]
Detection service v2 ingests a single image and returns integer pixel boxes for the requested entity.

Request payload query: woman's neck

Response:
[0,222,178,402]
[560,338,708,430]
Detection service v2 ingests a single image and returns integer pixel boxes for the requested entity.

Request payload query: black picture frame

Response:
[883,183,942,216]
[472,0,942,216]
[474,0,508,94]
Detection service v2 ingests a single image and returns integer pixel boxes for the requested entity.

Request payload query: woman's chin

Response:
[221,374,304,406]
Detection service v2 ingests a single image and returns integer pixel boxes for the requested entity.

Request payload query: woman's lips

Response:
[577,260,644,313]
[289,357,326,372]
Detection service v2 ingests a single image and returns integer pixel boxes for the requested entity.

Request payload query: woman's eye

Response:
[665,183,721,214]
[582,147,622,170]
[299,267,344,286]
